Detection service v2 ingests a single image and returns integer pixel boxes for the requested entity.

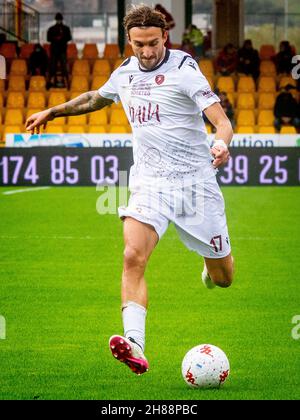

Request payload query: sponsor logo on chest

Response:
[130,75,166,97]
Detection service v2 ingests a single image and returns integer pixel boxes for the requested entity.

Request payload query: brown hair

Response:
[124,4,167,35]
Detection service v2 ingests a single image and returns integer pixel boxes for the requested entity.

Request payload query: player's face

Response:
[128,27,168,70]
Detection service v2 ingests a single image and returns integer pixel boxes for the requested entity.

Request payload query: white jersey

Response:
[99,49,220,191]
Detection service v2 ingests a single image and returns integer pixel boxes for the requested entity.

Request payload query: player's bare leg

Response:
[109,217,158,374]
[202,254,234,289]
[121,217,158,308]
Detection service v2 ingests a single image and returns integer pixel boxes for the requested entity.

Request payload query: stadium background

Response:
[0,0,299,401]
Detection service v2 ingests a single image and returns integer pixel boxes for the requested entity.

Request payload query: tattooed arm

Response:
[25,91,113,134]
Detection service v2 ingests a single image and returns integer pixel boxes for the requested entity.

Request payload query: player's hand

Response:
[211,140,230,168]
[25,109,54,134]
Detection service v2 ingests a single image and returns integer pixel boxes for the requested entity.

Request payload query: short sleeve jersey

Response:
[99,49,220,190]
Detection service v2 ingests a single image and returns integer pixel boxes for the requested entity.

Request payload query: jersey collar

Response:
[138,49,170,73]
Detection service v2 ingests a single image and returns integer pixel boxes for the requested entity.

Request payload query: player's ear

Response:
[162,30,168,44]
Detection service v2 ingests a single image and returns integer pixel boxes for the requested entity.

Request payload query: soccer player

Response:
[26,5,234,376]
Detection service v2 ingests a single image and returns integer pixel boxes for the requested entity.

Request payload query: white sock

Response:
[122,301,147,352]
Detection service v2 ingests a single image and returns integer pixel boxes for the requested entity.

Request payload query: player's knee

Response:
[123,246,147,272]
[210,270,233,288]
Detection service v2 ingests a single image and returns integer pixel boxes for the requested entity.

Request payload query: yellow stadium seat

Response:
[237,110,255,127]
[0,93,4,108]
[67,125,86,133]
[109,125,128,133]
[3,125,22,137]
[258,110,274,126]
[103,44,121,60]
[6,92,25,109]
[26,109,43,120]
[258,76,276,93]
[91,75,108,90]
[48,92,67,107]
[89,109,108,126]
[236,93,255,110]
[226,93,235,107]
[217,76,235,93]
[88,125,107,133]
[124,44,134,57]
[110,109,129,126]
[205,124,212,134]
[67,43,78,60]
[237,76,256,93]
[70,76,89,92]
[278,76,297,89]
[258,93,276,110]
[260,60,276,77]
[82,43,99,59]
[110,102,123,110]
[8,76,25,91]
[280,126,297,134]
[67,115,87,126]
[236,126,255,134]
[46,117,66,126]
[69,91,83,100]
[5,109,23,125]
[0,80,5,92]
[46,125,65,134]
[29,76,46,91]
[27,92,46,109]
[10,59,27,76]
[206,76,214,90]
[92,59,111,76]
[258,126,276,134]
[72,59,90,76]
[113,58,126,70]
[199,59,214,77]
[259,44,275,60]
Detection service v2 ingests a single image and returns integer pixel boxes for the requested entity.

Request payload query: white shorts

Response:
[118,177,231,259]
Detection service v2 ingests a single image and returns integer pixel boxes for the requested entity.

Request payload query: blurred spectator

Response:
[182,24,204,60]
[155,4,175,49]
[181,38,196,58]
[237,39,260,80]
[47,13,71,88]
[274,85,300,132]
[204,89,235,131]
[215,43,237,76]
[29,43,48,76]
[275,41,294,75]
[218,90,235,128]
[203,30,212,57]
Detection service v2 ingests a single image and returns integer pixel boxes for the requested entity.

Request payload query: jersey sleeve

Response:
[179,57,220,111]
[98,71,120,103]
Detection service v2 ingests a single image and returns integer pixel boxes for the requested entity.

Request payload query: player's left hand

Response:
[211,140,230,168]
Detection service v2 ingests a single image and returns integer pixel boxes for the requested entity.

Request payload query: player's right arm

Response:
[25,91,113,134]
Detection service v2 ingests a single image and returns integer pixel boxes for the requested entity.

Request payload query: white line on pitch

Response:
[2,187,51,196]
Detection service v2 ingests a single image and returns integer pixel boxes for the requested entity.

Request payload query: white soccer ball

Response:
[181,344,230,389]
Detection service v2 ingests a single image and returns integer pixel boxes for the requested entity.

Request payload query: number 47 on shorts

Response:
[210,235,230,253]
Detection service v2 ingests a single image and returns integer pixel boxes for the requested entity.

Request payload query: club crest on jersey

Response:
[155,75,165,85]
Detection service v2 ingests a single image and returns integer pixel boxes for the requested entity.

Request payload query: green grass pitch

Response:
[0,186,299,400]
